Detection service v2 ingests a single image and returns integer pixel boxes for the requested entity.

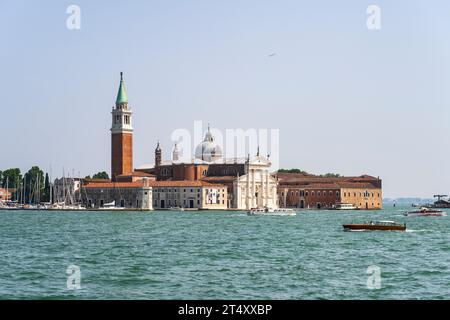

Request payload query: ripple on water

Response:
[0,207,449,299]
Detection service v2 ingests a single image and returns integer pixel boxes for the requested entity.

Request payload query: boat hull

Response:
[343,224,406,231]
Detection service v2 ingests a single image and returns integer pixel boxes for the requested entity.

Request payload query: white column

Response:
[246,174,250,210]
[252,169,256,208]
[266,170,270,207]
[260,169,265,207]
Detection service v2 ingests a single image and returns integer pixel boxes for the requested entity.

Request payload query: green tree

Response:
[320,173,341,178]
[1,168,22,201]
[24,166,44,203]
[277,168,308,174]
[42,173,50,202]
[2,168,22,188]
[92,171,109,179]
[0,170,3,185]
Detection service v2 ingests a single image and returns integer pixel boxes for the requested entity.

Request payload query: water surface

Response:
[0,206,449,299]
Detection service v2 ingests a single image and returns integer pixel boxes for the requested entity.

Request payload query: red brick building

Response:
[276,173,382,209]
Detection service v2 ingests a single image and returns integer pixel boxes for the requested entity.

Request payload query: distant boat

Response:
[404,207,446,217]
[335,203,357,210]
[343,221,406,231]
[99,201,125,210]
[247,207,296,216]
[167,206,185,211]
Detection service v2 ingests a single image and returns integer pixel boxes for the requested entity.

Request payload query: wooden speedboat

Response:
[343,221,406,231]
[404,207,446,217]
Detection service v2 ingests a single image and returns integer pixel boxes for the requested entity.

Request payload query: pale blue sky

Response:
[1,0,449,197]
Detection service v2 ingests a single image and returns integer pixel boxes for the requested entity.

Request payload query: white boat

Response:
[335,203,357,210]
[99,201,125,210]
[404,207,447,217]
[247,207,296,216]
[167,206,185,211]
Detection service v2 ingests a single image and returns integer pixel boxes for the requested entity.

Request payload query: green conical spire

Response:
[116,72,128,105]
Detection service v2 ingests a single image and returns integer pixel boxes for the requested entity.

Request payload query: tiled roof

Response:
[83,181,145,188]
[201,176,237,182]
[276,173,381,189]
[117,172,155,177]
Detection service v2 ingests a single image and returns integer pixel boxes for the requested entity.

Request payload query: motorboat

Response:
[404,207,446,217]
[335,203,357,210]
[343,220,406,231]
[167,206,185,211]
[247,207,296,216]
[99,201,125,210]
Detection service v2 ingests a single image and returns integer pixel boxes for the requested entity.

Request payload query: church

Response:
[81,73,278,210]
[81,73,381,211]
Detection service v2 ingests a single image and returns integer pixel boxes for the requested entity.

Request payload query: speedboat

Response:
[404,207,446,217]
[247,207,296,216]
[343,220,406,231]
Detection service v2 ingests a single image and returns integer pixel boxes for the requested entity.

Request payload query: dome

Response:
[195,126,222,162]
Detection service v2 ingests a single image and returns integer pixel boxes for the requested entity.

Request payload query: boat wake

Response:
[405,229,429,233]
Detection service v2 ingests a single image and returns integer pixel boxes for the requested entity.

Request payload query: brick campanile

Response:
[111,72,133,181]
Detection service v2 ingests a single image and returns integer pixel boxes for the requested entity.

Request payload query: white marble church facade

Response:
[233,154,279,210]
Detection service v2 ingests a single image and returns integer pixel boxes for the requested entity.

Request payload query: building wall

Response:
[152,186,227,209]
[81,186,152,210]
[278,187,341,209]
[0,188,11,201]
[111,132,133,180]
[304,188,341,209]
[340,188,382,209]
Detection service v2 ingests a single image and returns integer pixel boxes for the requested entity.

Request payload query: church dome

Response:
[195,126,222,162]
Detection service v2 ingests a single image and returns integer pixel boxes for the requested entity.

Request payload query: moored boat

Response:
[343,220,406,231]
[335,203,357,210]
[404,207,446,217]
[247,207,296,216]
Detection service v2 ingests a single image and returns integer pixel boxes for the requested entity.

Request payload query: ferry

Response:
[335,203,357,210]
[247,207,296,216]
[343,221,406,231]
[404,207,446,217]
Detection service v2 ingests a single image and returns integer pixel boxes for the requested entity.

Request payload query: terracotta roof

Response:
[276,173,381,189]
[83,181,145,188]
[117,172,155,177]
[201,176,237,182]
[83,178,111,183]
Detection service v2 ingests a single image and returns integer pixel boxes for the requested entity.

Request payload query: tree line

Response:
[0,167,109,202]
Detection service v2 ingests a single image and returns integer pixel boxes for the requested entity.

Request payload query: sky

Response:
[0,0,449,198]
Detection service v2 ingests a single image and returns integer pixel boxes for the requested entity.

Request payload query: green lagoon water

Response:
[0,206,449,299]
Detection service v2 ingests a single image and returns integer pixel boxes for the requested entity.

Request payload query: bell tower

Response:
[155,142,162,167]
[111,72,133,181]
